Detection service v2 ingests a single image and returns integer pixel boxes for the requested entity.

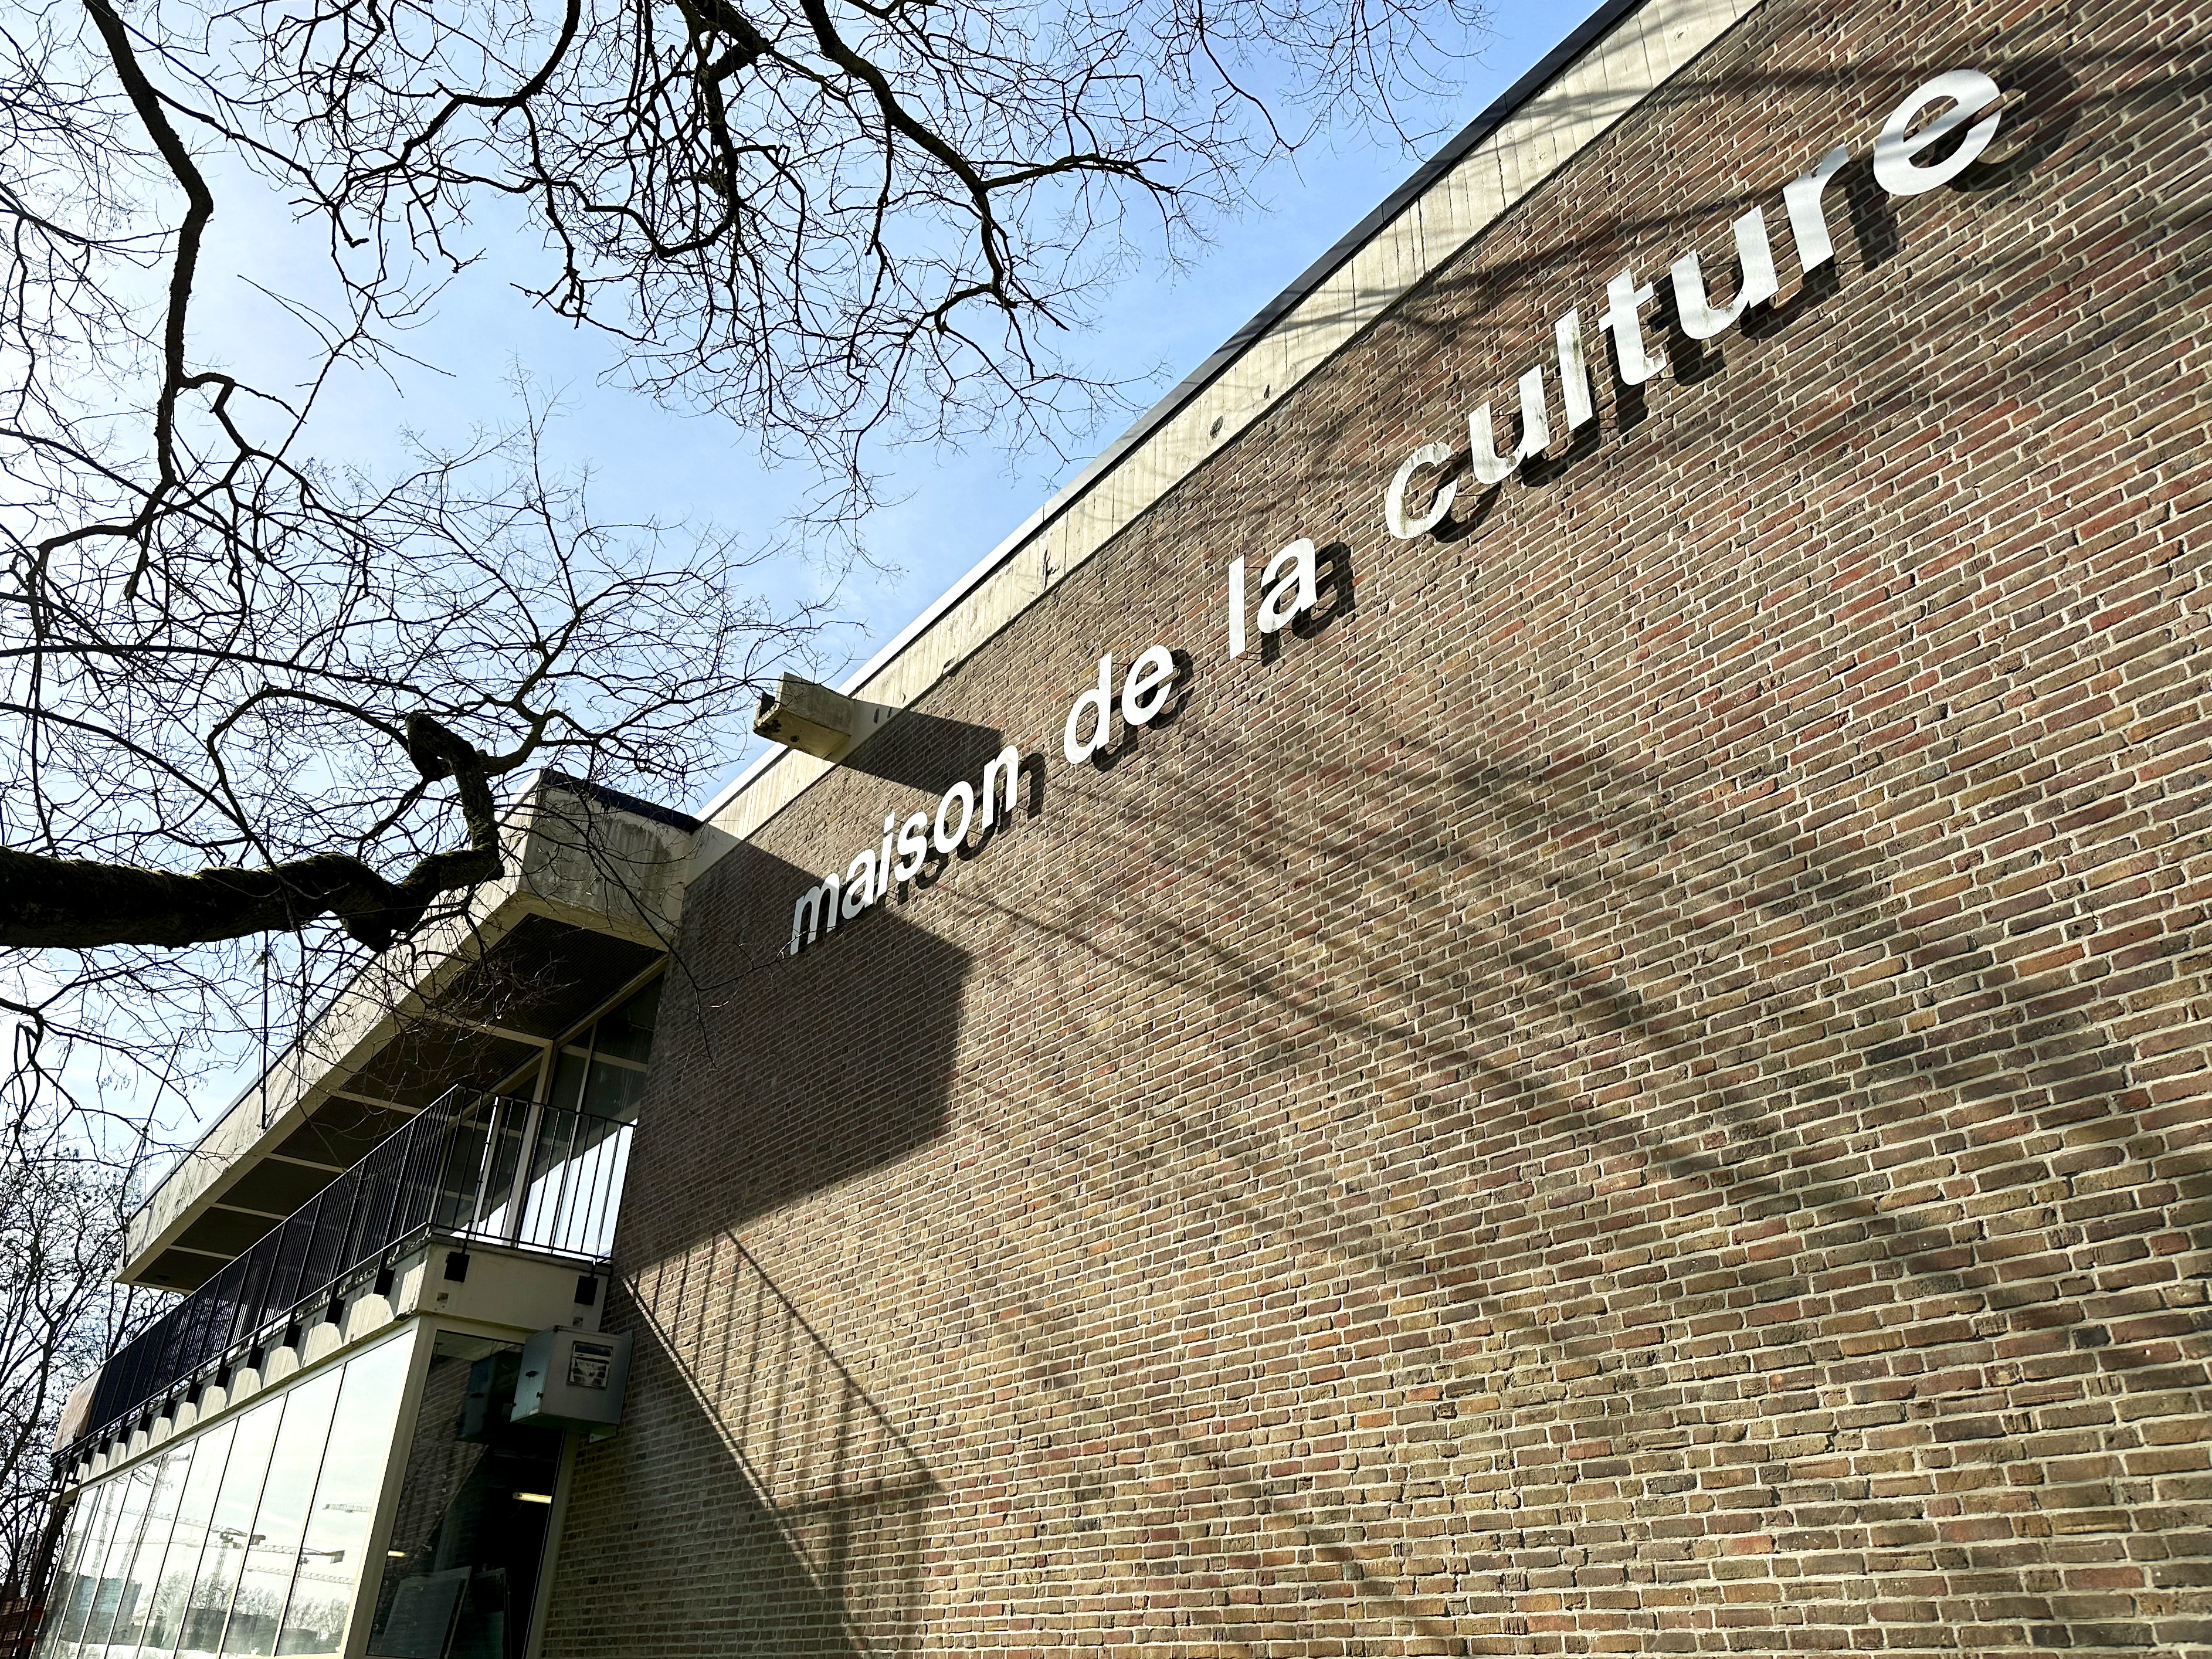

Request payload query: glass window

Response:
[273,1336,413,1658]
[219,1370,342,1658]
[48,1331,423,1659]
[43,1482,116,1659]
[77,1463,157,1658]
[579,1058,646,1125]
[589,980,658,1066]
[104,1444,194,1659]
[36,1491,91,1659]
[30,1508,76,1659]
[142,1417,237,1659]
[367,1335,562,1659]
[436,1103,540,1241]
[175,1397,282,1659]
[503,978,657,1255]
[545,1050,585,1115]
[545,977,659,1124]
[515,1115,628,1258]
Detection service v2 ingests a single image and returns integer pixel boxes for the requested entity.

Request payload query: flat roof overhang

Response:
[121,776,699,1291]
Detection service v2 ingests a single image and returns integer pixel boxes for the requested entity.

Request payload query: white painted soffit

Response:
[700,0,1764,844]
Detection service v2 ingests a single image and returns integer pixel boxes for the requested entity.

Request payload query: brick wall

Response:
[545,0,2212,1651]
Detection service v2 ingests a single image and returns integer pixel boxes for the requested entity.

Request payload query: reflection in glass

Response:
[176,1396,282,1659]
[456,1119,528,1247]
[35,1503,73,1659]
[581,1060,645,1125]
[103,1443,194,1659]
[47,1480,120,1659]
[545,1050,585,1115]
[514,1115,628,1259]
[274,1336,412,1658]
[507,975,656,1254]
[142,1417,237,1659]
[545,977,658,1120]
[34,1489,91,1659]
[220,1370,341,1657]
[367,1335,561,1659]
[591,979,657,1064]
[45,1329,425,1659]
[77,1464,155,1657]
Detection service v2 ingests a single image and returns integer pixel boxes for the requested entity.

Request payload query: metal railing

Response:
[65,1089,631,1471]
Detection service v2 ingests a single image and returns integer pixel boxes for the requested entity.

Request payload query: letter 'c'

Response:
[1385,443,1456,540]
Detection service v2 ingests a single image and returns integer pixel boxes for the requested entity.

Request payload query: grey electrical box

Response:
[510,1328,632,1436]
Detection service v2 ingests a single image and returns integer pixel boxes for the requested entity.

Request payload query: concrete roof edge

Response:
[126,772,696,1250]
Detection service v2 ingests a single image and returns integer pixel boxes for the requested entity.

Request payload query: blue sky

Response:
[74,0,1602,1149]
[188,0,1593,814]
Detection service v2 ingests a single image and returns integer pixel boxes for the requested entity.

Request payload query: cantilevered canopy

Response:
[123,776,699,1291]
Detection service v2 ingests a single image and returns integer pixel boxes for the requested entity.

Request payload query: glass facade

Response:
[545,978,658,1125]
[41,1332,413,1659]
[45,970,655,1659]
[366,1335,562,1659]
[507,977,657,1258]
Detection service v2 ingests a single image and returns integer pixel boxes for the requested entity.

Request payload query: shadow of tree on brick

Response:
[548,13,2212,1654]
[545,1240,937,1658]
[1244,38,2099,531]
[888,21,2212,1644]
[963,682,2212,1650]
[535,839,961,1657]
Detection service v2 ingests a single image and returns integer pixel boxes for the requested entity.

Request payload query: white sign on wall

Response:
[788,70,2006,957]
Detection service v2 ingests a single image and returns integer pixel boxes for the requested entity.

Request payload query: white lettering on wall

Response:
[1468,369,1551,486]
[1874,70,2003,195]
[1670,209,1779,340]
[1121,646,1178,725]
[789,68,2009,958]
[1783,145,1851,272]
[1379,69,2004,524]
[1062,654,1116,765]
[1255,541,1318,635]
[1385,443,1456,540]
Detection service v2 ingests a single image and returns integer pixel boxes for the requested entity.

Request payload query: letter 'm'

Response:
[790,874,841,953]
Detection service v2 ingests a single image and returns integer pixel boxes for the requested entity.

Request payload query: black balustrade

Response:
[63,1089,630,1470]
